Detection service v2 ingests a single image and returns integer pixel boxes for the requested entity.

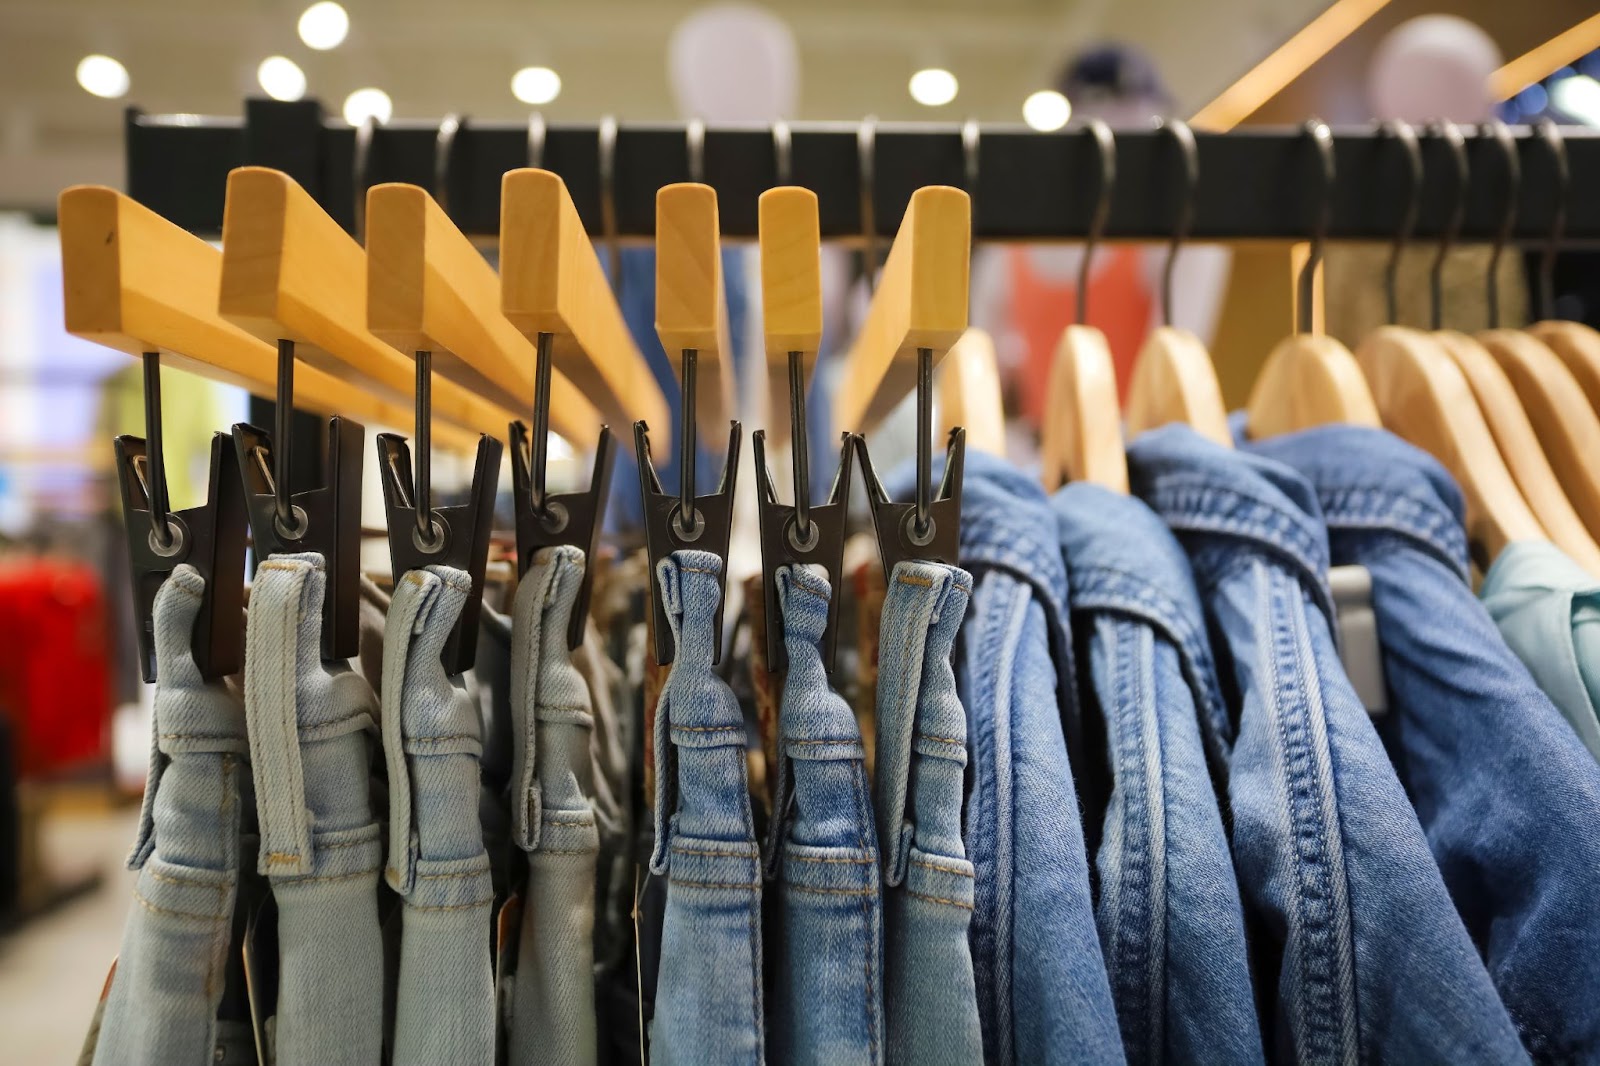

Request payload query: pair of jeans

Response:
[243,553,384,1066]
[648,551,764,1066]
[95,565,251,1066]
[507,546,600,1065]
[1128,426,1526,1063]
[1052,483,1264,1065]
[1253,426,1600,1061]
[763,564,883,1065]
[382,565,495,1065]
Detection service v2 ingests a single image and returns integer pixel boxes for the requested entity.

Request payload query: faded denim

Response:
[648,551,764,1066]
[1053,483,1264,1066]
[1129,426,1527,1064]
[1253,425,1600,1062]
[94,564,250,1066]
[382,565,495,1066]
[243,553,384,1066]
[507,546,600,1066]
[764,564,883,1066]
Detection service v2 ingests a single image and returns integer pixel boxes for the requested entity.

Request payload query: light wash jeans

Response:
[382,565,496,1065]
[874,560,983,1066]
[94,564,251,1066]
[243,553,384,1066]
[648,551,764,1066]
[507,546,600,1066]
[764,564,883,1065]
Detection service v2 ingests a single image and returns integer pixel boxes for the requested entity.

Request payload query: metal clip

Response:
[853,422,966,578]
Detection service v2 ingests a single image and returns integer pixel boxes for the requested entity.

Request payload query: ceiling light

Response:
[76,55,129,100]
[342,87,392,126]
[909,68,958,107]
[511,66,562,105]
[1022,90,1072,131]
[1552,73,1600,125]
[298,2,349,50]
[257,56,307,102]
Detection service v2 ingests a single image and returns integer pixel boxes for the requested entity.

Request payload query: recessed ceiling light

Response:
[511,66,562,105]
[257,56,307,102]
[342,87,392,126]
[298,2,349,50]
[77,55,129,100]
[1022,90,1072,132]
[909,68,958,107]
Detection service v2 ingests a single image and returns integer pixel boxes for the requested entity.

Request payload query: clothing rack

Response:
[126,100,1600,246]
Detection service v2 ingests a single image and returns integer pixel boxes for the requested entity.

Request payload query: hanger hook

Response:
[434,113,465,220]
[962,118,980,200]
[598,115,621,290]
[1427,119,1468,332]
[773,119,792,186]
[1295,118,1334,336]
[1153,116,1198,328]
[1483,118,1519,330]
[686,118,706,185]
[1535,118,1568,323]
[1379,119,1422,327]
[353,114,377,242]
[527,112,547,170]
[1077,119,1116,326]
[858,115,879,290]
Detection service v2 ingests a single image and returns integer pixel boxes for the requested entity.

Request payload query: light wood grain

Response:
[1357,326,1544,565]
[655,183,734,442]
[757,186,823,448]
[834,186,971,434]
[1531,320,1600,417]
[500,168,666,438]
[364,182,599,445]
[1246,333,1379,438]
[1435,329,1600,576]
[1040,325,1127,492]
[937,328,1006,458]
[1125,326,1232,447]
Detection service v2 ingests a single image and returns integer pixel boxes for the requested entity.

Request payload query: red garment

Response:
[0,559,111,777]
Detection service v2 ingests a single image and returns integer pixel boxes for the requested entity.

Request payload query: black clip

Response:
[231,340,365,662]
[853,426,965,577]
[115,353,248,683]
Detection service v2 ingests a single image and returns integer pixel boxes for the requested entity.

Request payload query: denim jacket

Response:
[1053,482,1263,1066]
[1252,426,1600,1062]
[1128,426,1525,1065]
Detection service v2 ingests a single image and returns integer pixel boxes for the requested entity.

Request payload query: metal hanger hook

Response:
[434,113,465,220]
[961,118,980,199]
[1077,119,1116,326]
[858,115,879,290]
[686,118,706,185]
[1296,118,1334,336]
[353,114,377,243]
[1535,118,1568,323]
[527,112,547,170]
[1427,119,1468,331]
[1153,116,1198,328]
[598,115,621,288]
[773,119,792,186]
[1379,119,1422,327]
[1482,118,1519,329]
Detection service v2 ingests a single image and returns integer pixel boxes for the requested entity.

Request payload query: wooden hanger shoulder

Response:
[364,182,598,445]
[1040,324,1127,492]
[656,182,733,443]
[833,185,970,434]
[758,186,823,448]
[937,328,1006,458]
[500,168,667,435]
[1356,325,1544,564]
[1433,329,1600,576]
[1125,325,1231,447]
[1530,319,1600,416]
[1245,333,1379,439]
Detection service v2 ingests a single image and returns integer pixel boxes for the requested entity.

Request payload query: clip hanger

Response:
[754,181,853,674]
[637,178,742,665]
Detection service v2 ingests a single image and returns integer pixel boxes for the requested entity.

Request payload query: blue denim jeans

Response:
[507,546,600,1066]
[94,564,250,1066]
[382,565,495,1066]
[648,551,764,1066]
[873,560,983,1066]
[1053,482,1264,1066]
[1128,426,1526,1064]
[1252,425,1600,1062]
[764,564,883,1066]
[243,553,384,1066]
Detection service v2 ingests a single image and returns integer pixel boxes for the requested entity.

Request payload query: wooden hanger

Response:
[500,167,667,435]
[758,182,824,450]
[656,182,734,445]
[1245,120,1380,438]
[1530,320,1600,416]
[1124,118,1231,448]
[937,328,1006,457]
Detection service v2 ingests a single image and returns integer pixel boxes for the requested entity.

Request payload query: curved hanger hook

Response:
[1482,118,1520,329]
[1153,116,1198,328]
[858,115,880,290]
[1295,119,1335,336]
[961,118,981,199]
[1535,118,1569,323]
[1379,119,1422,327]
[598,115,621,290]
[1077,119,1116,326]
[772,119,792,186]
[1427,119,1468,331]
[352,114,377,242]
[527,112,547,170]
[434,113,465,219]
[686,118,706,185]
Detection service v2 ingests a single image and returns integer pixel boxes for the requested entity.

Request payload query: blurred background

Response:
[2,0,1599,1058]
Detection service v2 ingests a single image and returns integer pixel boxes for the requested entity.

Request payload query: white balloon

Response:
[1368,15,1502,122]
[668,3,799,122]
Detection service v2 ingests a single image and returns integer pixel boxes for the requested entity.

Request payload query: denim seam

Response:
[130,889,231,924]
[788,854,875,865]
[905,889,974,910]
[910,858,972,878]
[672,844,757,858]
[786,883,877,897]
[405,898,493,912]
[847,737,881,1065]
[668,878,761,891]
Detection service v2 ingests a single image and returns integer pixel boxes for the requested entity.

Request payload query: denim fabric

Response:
[94,565,250,1066]
[507,546,600,1066]
[1252,426,1600,1062]
[763,564,883,1066]
[242,553,384,1066]
[1129,426,1527,1064]
[648,551,764,1066]
[1053,483,1263,1066]
[873,560,984,1066]
[382,565,495,1066]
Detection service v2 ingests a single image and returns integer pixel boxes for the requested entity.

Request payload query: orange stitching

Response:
[788,854,874,866]
[672,844,758,859]
[669,877,760,891]
[896,573,935,588]
[905,889,973,910]
[785,882,876,897]
[916,732,963,746]
[911,858,973,878]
